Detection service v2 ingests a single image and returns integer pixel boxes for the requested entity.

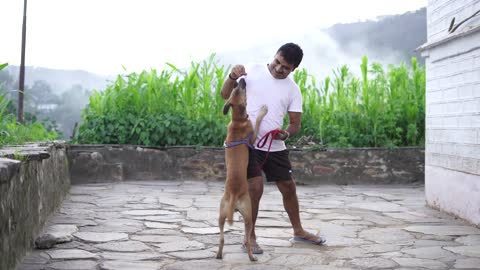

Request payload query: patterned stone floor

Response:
[16,180,480,270]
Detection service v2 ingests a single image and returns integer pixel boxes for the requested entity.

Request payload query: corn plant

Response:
[0,63,10,121]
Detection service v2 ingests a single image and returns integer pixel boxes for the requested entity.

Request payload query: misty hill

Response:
[215,7,427,80]
[4,66,113,95]
[326,7,427,65]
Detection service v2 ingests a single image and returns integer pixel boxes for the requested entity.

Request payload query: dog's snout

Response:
[239,78,246,88]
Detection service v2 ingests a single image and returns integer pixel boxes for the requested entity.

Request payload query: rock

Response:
[35,224,79,249]
[44,224,78,243]
[35,234,57,249]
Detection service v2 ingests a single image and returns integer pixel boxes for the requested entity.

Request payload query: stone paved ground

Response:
[16,180,480,270]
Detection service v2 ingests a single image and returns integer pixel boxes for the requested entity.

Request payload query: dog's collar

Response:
[224,132,254,149]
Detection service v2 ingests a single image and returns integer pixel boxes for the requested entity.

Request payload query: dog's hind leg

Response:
[216,196,227,259]
[237,193,258,262]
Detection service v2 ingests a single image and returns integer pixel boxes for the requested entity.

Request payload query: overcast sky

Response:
[1,0,426,76]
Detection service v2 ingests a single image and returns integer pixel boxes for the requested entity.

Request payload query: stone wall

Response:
[68,144,424,185]
[0,143,70,270]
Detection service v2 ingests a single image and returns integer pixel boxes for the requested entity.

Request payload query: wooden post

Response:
[18,0,27,123]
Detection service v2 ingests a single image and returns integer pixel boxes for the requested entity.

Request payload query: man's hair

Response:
[277,43,303,68]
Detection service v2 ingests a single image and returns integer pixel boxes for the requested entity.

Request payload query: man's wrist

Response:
[282,130,290,141]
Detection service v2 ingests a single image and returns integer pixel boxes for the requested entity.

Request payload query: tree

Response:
[28,80,61,109]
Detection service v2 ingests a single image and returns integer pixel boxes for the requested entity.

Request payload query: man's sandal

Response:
[291,232,326,245]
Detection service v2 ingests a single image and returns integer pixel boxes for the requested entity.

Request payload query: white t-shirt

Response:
[241,64,303,152]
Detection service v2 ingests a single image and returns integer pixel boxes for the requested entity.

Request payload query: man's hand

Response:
[221,64,246,99]
[273,112,301,141]
[229,65,247,80]
[274,129,290,141]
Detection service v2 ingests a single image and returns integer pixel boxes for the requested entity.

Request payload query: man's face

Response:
[268,53,296,79]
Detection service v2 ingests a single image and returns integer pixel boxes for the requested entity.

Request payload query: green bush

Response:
[77,55,425,148]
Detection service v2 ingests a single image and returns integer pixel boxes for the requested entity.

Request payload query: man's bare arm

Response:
[275,112,302,140]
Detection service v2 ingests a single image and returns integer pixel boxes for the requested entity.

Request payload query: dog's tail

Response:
[227,196,235,225]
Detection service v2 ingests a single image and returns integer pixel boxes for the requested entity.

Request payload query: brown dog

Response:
[216,78,267,262]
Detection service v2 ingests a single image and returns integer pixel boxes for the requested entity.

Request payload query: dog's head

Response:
[223,78,247,115]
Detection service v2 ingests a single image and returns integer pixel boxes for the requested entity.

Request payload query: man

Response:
[221,43,326,254]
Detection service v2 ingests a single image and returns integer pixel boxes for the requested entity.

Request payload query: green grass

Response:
[0,116,57,146]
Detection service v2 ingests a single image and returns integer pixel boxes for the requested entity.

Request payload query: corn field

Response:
[77,55,229,146]
[296,56,425,147]
[77,55,425,148]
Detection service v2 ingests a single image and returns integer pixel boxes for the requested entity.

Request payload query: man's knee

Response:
[248,176,264,196]
[276,179,297,196]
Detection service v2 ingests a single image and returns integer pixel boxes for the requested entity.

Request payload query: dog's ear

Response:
[223,103,231,115]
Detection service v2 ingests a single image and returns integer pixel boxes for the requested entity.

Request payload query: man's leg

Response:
[276,179,324,242]
[245,148,265,253]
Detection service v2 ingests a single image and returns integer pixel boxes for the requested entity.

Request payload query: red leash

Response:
[253,129,282,174]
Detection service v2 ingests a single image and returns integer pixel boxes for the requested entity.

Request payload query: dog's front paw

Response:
[259,105,268,117]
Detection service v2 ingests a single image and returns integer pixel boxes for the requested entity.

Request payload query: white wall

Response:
[424,0,480,226]
[427,0,480,41]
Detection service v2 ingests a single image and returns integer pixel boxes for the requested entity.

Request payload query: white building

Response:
[419,0,480,226]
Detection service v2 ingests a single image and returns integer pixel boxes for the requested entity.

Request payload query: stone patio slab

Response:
[15,181,480,270]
